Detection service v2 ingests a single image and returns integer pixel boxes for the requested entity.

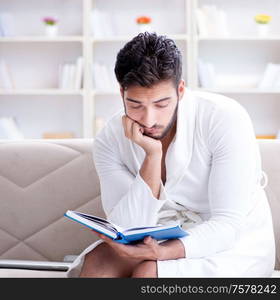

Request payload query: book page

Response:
[72,211,123,232]
[123,224,179,235]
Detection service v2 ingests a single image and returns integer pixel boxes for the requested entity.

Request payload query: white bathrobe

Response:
[67,89,275,277]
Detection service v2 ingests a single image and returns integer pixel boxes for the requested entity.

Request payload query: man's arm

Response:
[139,153,162,199]
[123,115,163,199]
[94,115,186,259]
[92,116,167,228]
[178,104,260,259]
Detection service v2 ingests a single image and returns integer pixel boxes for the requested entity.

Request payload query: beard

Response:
[143,100,179,140]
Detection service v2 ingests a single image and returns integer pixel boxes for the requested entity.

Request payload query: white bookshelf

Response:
[0,0,279,139]
[90,0,190,135]
[0,89,84,96]
[194,0,280,137]
[0,36,84,42]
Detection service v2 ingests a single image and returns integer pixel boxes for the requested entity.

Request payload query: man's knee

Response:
[80,242,141,278]
[131,260,157,278]
[84,242,111,261]
[80,242,118,277]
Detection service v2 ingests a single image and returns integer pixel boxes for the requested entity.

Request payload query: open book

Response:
[65,210,188,244]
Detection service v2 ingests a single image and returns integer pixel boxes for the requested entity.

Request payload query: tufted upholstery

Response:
[0,139,104,264]
[0,138,279,277]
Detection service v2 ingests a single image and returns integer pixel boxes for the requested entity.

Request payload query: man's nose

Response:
[141,110,156,128]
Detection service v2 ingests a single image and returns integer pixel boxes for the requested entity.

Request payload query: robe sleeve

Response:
[179,103,261,258]
[92,128,167,228]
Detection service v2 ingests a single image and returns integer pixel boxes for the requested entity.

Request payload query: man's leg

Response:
[79,242,142,278]
[131,260,158,278]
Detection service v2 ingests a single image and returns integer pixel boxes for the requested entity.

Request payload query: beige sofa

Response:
[0,138,279,277]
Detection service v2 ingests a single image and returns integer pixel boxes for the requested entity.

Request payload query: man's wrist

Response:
[145,151,162,159]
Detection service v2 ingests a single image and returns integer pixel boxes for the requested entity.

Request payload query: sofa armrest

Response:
[0,259,71,271]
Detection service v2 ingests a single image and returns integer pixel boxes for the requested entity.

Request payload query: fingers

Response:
[122,115,143,141]
[93,231,113,244]
[122,115,129,138]
[143,236,153,244]
[132,121,142,142]
[98,233,124,249]
[122,115,132,138]
[99,234,113,244]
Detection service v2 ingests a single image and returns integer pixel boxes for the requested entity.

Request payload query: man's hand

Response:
[122,115,162,156]
[122,115,162,198]
[96,232,161,261]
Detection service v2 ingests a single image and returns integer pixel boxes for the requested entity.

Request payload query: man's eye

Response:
[130,106,142,109]
[156,104,168,108]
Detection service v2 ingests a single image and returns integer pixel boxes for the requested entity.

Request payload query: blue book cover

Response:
[65,210,188,244]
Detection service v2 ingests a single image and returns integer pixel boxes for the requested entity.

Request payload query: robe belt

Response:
[157,170,267,230]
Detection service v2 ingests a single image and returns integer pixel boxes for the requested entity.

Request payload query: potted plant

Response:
[254,14,272,37]
[42,17,58,37]
[136,16,152,33]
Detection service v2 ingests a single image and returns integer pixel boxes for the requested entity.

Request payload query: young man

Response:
[67,32,275,278]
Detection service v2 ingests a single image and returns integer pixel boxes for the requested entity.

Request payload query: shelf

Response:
[0,36,84,42]
[92,34,189,43]
[92,90,119,96]
[1,0,279,138]
[93,88,280,96]
[0,89,84,96]
[197,88,280,94]
[197,36,280,41]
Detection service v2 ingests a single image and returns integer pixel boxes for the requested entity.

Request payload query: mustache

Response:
[125,115,163,130]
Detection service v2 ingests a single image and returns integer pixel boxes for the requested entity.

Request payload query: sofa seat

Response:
[0,268,67,278]
[0,259,71,278]
[0,139,279,277]
[1,269,279,278]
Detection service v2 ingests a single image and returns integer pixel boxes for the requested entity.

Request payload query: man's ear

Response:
[177,79,185,100]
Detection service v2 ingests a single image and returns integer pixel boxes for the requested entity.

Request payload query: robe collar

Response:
[165,88,196,189]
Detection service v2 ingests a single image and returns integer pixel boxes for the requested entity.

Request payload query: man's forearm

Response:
[139,153,162,199]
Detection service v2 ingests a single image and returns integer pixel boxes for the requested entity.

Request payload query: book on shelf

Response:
[258,63,280,89]
[96,63,110,90]
[198,60,258,89]
[0,117,24,139]
[215,74,259,89]
[92,62,119,92]
[59,63,69,89]
[196,5,229,37]
[0,12,16,37]
[197,59,216,88]
[75,56,83,90]
[256,135,276,139]
[0,59,14,89]
[42,132,75,139]
[58,56,84,90]
[65,210,188,244]
[0,20,3,36]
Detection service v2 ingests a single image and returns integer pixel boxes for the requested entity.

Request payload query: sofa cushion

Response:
[0,268,67,278]
[0,139,105,262]
[0,138,279,277]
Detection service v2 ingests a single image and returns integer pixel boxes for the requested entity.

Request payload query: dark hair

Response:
[114,32,182,90]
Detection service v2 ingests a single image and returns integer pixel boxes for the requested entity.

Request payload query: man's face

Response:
[121,80,185,140]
